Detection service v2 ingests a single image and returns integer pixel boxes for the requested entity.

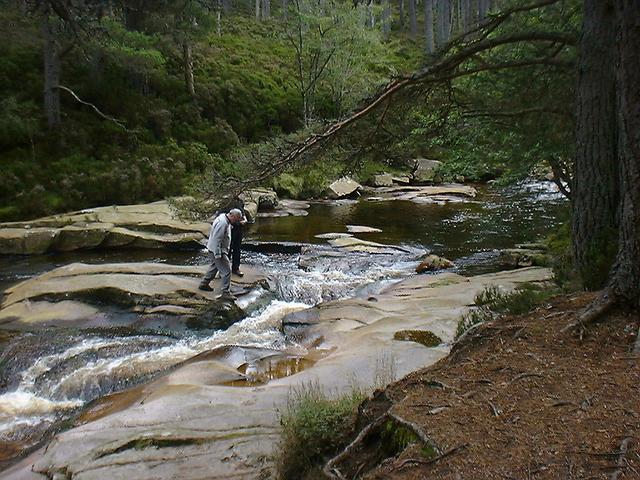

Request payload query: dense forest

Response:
[1,0,576,221]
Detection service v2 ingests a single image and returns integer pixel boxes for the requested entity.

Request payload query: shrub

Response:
[455,283,557,340]
[277,383,364,480]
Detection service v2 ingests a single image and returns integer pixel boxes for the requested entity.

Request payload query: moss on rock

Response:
[393,330,442,347]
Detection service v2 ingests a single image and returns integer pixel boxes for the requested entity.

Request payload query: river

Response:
[0,180,567,466]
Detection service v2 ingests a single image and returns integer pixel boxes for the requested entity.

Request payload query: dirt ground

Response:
[360,293,640,479]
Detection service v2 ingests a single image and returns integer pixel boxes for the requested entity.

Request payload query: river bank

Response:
[327,293,639,480]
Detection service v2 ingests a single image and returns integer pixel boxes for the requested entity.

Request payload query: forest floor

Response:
[351,292,640,479]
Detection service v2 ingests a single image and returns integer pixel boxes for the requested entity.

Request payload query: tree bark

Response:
[408,0,418,39]
[399,0,405,29]
[255,0,261,21]
[42,13,61,129]
[382,0,392,40]
[572,0,619,290]
[424,0,435,53]
[262,0,270,19]
[609,0,640,307]
[183,40,196,97]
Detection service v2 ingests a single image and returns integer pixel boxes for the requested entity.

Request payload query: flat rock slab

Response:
[328,236,409,254]
[3,267,553,480]
[255,199,309,218]
[0,201,211,255]
[0,262,269,328]
[346,225,382,233]
[314,233,354,240]
[367,184,477,203]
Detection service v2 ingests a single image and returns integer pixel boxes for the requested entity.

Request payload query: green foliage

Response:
[455,283,558,340]
[277,383,364,480]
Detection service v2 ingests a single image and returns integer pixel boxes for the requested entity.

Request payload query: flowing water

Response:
[0,181,568,462]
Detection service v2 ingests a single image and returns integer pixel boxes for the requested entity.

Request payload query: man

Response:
[199,208,243,300]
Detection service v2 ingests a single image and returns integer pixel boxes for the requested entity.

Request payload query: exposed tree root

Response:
[609,437,635,480]
[322,410,442,479]
[395,443,469,470]
[322,413,389,480]
[561,289,615,333]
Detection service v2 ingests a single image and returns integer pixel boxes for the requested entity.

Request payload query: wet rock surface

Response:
[0,262,269,330]
[2,267,553,480]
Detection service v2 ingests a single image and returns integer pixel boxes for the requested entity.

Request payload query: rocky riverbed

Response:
[2,267,552,480]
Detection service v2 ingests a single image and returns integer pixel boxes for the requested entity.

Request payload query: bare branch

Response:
[56,85,126,129]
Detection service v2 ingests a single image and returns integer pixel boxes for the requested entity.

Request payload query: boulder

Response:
[54,223,113,251]
[327,177,362,199]
[243,201,258,222]
[415,254,456,273]
[410,158,443,183]
[372,174,393,187]
[392,175,411,185]
[498,249,550,268]
[0,228,59,255]
[240,189,279,210]
[256,199,310,218]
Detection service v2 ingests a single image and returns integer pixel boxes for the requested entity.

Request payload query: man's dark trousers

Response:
[230,224,243,272]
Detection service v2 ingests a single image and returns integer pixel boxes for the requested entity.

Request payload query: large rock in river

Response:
[327,177,362,199]
[410,158,443,183]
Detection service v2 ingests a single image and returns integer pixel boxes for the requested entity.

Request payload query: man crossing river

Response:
[199,208,244,300]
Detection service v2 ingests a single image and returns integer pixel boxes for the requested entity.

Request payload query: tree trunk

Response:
[223,0,232,13]
[572,0,619,290]
[408,0,417,39]
[255,0,261,21]
[424,0,435,54]
[42,13,61,129]
[382,0,391,40]
[262,0,270,19]
[399,0,405,29]
[282,0,288,20]
[123,1,145,31]
[183,40,196,97]
[435,0,446,47]
[609,0,640,307]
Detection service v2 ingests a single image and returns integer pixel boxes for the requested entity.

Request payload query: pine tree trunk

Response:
[255,0,261,21]
[408,0,418,39]
[424,0,435,53]
[183,40,196,97]
[609,0,640,307]
[399,0,405,29]
[42,14,61,129]
[572,0,619,290]
[435,0,446,47]
[382,0,391,40]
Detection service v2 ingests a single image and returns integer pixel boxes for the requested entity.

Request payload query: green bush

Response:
[455,283,557,340]
[277,383,364,480]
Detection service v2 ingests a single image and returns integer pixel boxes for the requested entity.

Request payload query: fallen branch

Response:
[57,85,126,129]
[396,443,469,470]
